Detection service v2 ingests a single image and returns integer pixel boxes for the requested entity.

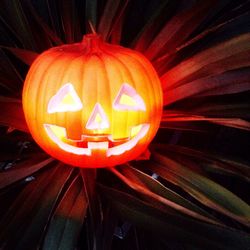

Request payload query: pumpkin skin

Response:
[22,34,163,168]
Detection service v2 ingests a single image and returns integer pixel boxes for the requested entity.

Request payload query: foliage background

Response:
[0,0,250,249]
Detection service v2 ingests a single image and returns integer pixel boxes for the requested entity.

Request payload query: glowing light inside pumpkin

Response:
[120,94,137,106]
[48,83,83,113]
[47,124,66,139]
[43,123,150,157]
[44,82,150,157]
[86,103,110,130]
[113,83,146,111]
[44,124,91,155]
[106,124,149,156]
[130,124,142,137]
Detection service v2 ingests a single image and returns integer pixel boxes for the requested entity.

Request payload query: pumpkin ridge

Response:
[120,50,163,130]
[101,49,136,136]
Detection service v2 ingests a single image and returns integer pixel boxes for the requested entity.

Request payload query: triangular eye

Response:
[86,103,110,130]
[48,83,83,113]
[113,83,146,111]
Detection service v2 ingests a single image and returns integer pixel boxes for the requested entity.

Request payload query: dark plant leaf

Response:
[0,46,38,65]
[152,144,250,182]
[81,169,102,250]
[100,184,250,250]
[97,0,122,41]
[100,203,118,250]
[59,0,81,43]
[210,118,250,130]
[150,152,250,226]
[164,68,250,105]
[190,101,250,119]
[0,156,54,189]
[109,167,220,226]
[0,163,74,249]
[85,0,98,31]
[42,175,87,250]
[118,164,216,219]
[160,34,250,91]
[0,49,23,93]
[0,96,28,132]
[161,110,250,131]
[144,0,219,60]
[109,0,130,44]
[132,0,176,51]
[20,0,63,48]
[154,10,250,67]
[0,0,36,49]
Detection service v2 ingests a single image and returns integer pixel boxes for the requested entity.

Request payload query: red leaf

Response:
[161,111,250,131]
[163,68,250,105]
[0,96,28,132]
[144,0,218,60]
[110,0,130,44]
[1,46,38,65]
[132,0,172,51]
[160,34,250,91]
[0,157,54,189]
[59,0,82,43]
[98,0,129,41]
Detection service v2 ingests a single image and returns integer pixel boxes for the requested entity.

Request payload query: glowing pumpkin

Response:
[22,34,163,168]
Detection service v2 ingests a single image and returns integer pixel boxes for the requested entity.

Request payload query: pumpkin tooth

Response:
[87,142,109,150]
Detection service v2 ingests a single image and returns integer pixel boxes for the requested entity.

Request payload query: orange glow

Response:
[22,34,163,168]
[61,93,76,105]
[48,124,66,139]
[120,94,137,106]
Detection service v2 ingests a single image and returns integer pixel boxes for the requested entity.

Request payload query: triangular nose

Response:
[86,103,110,130]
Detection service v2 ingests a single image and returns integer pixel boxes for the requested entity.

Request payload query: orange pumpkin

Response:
[22,34,163,168]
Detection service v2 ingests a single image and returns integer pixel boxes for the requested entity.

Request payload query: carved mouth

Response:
[44,124,150,157]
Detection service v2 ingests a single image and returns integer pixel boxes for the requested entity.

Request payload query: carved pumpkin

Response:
[22,34,163,168]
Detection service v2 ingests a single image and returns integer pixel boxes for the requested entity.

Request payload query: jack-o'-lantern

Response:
[22,34,163,168]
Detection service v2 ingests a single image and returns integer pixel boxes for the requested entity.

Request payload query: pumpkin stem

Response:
[82,21,102,52]
[81,33,102,52]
